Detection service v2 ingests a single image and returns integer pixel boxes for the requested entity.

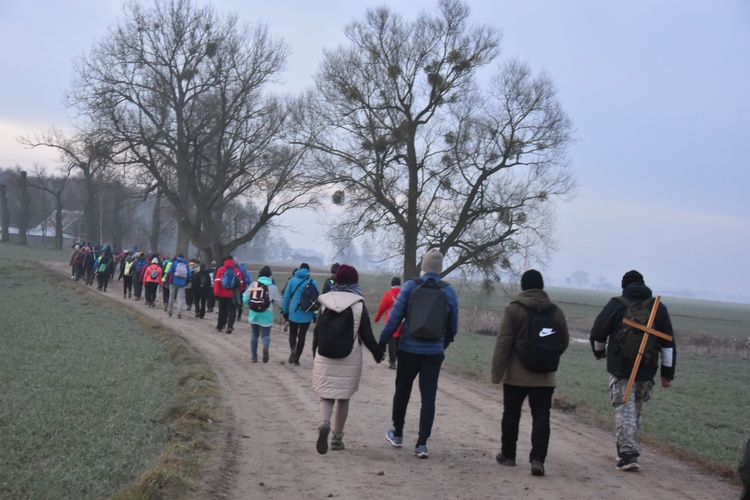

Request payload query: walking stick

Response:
[621,295,673,403]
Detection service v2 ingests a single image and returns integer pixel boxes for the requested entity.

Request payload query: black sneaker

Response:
[316,422,330,455]
[531,460,545,476]
[496,453,516,466]
[616,455,640,472]
[226,328,233,334]
[262,347,269,363]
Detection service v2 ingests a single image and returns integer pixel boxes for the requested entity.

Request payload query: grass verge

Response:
[0,244,223,499]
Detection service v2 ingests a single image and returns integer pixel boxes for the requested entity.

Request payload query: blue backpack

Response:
[221,267,238,290]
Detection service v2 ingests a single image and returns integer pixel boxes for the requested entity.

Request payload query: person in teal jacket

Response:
[243,266,282,363]
[282,263,319,366]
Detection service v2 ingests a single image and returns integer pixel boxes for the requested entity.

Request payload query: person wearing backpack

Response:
[166,254,190,319]
[282,263,319,366]
[161,257,173,311]
[242,265,282,363]
[132,253,147,301]
[121,251,137,299]
[312,264,384,455]
[191,262,212,319]
[589,270,676,472]
[374,277,403,370]
[491,270,570,477]
[235,262,253,322]
[95,250,113,292]
[321,262,340,294]
[379,248,459,459]
[143,257,163,307]
[213,256,243,334]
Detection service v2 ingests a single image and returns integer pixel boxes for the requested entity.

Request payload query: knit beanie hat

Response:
[300,263,310,270]
[420,248,443,275]
[391,276,401,286]
[621,270,644,289]
[521,269,544,291]
[259,265,272,278]
[330,263,341,275]
[152,257,158,264]
[333,264,359,285]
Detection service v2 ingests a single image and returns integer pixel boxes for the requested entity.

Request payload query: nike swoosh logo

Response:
[539,328,556,337]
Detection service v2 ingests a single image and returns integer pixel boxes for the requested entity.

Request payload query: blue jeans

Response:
[391,350,445,446]
[251,323,271,359]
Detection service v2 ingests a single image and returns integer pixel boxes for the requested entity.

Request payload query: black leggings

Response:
[288,321,311,361]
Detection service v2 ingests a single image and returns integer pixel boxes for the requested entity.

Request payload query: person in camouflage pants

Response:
[590,270,676,472]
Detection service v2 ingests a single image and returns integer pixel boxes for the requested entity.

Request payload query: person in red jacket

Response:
[213,256,244,334]
[374,277,402,370]
[142,257,163,307]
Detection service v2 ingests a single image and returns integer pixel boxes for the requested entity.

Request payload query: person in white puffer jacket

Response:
[311,264,384,455]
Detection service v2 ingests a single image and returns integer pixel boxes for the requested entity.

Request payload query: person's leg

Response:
[261,325,271,363]
[415,352,445,446]
[288,322,299,362]
[226,299,236,332]
[217,297,228,330]
[317,398,334,455]
[197,295,206,318]
[501,384,529,461]
[610,376,640,457]
[185,288,193,310]
[392,350,420,437]
[176,286,185,316]
[250,323,260,361]
[332,398,350,434]
[527,386,555,464]
[388,337,398,366]
[293,321,311,363]
[168,285,177,315]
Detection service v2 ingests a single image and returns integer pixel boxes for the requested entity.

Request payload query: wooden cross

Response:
[621,295,674,403]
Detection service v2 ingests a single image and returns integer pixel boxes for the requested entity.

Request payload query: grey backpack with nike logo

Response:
[512,301,564,373]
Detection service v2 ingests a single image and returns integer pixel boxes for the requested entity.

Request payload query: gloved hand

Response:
[594,349,606,360]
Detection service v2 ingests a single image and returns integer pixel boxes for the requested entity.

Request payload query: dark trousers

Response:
[133,279,143,299]
[144,283,158,305]
[185,288,194,309]
[123,275,133,297]
[162,285,170,305]
[388,336,400,363]
[288,321,311,361]
[216,297,236,331]
[96,273,109,291]
[391,350,445,445]
[194,293,207,318]
[501,384,554,464]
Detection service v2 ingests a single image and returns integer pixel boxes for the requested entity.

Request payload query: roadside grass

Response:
[0,244,223,499]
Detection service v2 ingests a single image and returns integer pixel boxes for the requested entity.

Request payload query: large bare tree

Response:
[67,0,317,261]
[296,0,576,281]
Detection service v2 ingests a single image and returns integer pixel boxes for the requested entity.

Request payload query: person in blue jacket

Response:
[379,248,459,459]
[282,263,319,366]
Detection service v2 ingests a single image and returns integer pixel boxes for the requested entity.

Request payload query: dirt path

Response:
[50,262,740,499]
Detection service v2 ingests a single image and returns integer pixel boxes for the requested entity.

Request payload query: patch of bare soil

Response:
[48,261,741,499]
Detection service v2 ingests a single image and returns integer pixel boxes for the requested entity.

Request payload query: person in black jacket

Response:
[589,270,676,472]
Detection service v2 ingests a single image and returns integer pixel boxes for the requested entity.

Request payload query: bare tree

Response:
[67,0,317,262]
[0,184,9,242]
[28,167,73,250]
[296,0,576,281]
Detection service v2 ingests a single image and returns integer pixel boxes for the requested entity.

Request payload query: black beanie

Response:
[330,262,341,275]
[391,276,401,286]
[300,263,310,270]
[521,269,544,291]
[621,270,644,289]
[259,265,272,278]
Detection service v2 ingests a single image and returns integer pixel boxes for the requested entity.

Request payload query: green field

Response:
[2,243,748,496]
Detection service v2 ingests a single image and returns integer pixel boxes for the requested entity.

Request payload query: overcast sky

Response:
[1,0,749,302]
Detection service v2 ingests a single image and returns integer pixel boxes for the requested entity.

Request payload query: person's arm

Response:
[657,303,676,383]
[359,306,384,363]
[491,304,516,384]
[589,299,619,359]
[380,282,412,345]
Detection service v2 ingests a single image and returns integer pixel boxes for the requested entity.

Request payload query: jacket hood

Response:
[258,276,273,286]
[223,258,235,267]
[622,283,653,301]
[318,291,362,313]
[514,289,552,310]
[294,267,310,279]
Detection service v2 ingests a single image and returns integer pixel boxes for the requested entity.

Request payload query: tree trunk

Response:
[55,191,63,250]
[18,171,30,245]
[149,191,162,254]
[0,185,9,242]
[83,170,98,244]
[111,181,123,251]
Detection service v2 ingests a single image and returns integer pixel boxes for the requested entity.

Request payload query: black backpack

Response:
[298,280,320,313]
[248,282,271,312]
[316,303,358,358]
[513,301,565,373]
[406,278,448,341]
[615,296,659,367]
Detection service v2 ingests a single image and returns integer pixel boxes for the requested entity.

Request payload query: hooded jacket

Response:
[242,276,282,326]
[282,267,318,324]
[590,282,676,381]
[213,258,243,299]
[374,286,402,338]
[491,288,570,387]
[312,291,382,399]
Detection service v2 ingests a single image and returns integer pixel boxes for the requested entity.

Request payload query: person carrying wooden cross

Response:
[589,270,677,472]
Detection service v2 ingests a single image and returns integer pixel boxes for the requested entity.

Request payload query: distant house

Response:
[4,210,85,248]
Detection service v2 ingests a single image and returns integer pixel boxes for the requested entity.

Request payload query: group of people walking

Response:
[67,243,680,478]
